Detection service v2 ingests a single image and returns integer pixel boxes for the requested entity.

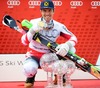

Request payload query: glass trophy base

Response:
[53,84,73,88]
[53,85,64,88]
[45,85,54,88]
[64,84,73,88]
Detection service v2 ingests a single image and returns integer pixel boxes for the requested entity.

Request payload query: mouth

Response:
[44,16,51,21]
[45,15,51,18]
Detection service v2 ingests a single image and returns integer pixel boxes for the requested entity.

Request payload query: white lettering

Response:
[7,0,20,6]
[91,1,100,6]
[28,0,62,8]
[70,1,83,7]
[53,1,62,6]
[28,0,41,6]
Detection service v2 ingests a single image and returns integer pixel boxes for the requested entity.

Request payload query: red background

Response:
[0,0,100,65]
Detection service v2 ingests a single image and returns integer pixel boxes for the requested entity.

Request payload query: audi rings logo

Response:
[70,1,83,8]
[53,1,62,6]
[7,0,20,8]
[28,0,41,8]
[91,1,100,9]
[28,0,62,8]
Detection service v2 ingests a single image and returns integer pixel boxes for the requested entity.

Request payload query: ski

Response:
[2,14,30,34]
[33,33,100,79]
[2,14,100,79]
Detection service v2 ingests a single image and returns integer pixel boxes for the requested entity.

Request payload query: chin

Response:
[44,18,51,22]
[46,19,51,22]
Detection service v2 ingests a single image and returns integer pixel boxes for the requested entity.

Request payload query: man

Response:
[21,0,77,88]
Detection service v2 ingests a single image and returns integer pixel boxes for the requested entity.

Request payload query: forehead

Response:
[41,8,53,11]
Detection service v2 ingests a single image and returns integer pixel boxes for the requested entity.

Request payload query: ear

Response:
[40,10,42,12]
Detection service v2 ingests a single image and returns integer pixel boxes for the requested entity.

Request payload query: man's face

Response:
[41,8,54,22]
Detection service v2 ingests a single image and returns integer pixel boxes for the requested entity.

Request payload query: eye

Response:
[49,9,52,12]
[42,9,46,12]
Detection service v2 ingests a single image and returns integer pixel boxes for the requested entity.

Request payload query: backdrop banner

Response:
[0,0,100,81]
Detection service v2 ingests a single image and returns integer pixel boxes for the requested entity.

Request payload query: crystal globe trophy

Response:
[52,60,68,88]
[40,53,59,88]
[65,60,76,88]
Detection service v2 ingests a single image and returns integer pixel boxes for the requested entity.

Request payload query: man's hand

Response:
[55,43,69,56]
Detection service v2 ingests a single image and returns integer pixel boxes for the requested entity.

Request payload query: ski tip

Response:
[3,14,11,20]
[2,14,10,26]
[2,20,8,27]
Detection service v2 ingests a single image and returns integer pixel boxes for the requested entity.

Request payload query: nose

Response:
[45,11,50,15]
